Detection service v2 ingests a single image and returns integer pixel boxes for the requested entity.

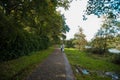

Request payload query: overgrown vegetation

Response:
[65,48,120,80]
[0,0,70,61]
[88,13,120,54]
[84,0,120,54]
[73,27,87,51]
[65,38,75,48]
[0,47,54,80]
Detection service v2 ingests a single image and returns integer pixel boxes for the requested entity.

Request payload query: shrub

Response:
[112,54,120,65]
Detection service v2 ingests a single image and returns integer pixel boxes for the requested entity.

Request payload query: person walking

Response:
[61,44,64,53]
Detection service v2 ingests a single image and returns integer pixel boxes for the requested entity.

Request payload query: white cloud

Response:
[57,0,102,41]
[81,15,102,41]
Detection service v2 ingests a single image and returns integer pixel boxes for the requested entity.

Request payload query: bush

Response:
[85,48,105,54]
[0,14,50,61]
[112,54,120,64]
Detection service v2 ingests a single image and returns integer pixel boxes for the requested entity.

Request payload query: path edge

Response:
[63,52,75,80]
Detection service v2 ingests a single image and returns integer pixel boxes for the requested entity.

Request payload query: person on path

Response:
[26,48,75,80]
[61,44,64,52]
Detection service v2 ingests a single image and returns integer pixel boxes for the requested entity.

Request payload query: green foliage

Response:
[65,48,120,80]
[0,47,54,80]
[85,0,120,18]
[65,39,75,48]
[89,13,120,54]
[0,0,70,61]
[61,15,70,33]
[73,27,87,51]
[90,37,108,54]
[117,22,120,27]
[112,54,120,64]
[0,15,50,61]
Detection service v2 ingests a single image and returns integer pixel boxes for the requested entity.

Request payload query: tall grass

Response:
[0,47,54,80]
[65,48,120,80]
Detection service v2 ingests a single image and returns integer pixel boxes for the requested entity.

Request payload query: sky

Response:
[57,0,103,41]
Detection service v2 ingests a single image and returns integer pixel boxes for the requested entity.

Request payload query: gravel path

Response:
[26,48,75,80]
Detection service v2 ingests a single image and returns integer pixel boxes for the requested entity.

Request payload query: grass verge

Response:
[0,47,54,80]
[65,48,120,80]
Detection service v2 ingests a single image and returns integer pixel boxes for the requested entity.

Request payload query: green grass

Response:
[0,47,54,80]
[65,48,120,80]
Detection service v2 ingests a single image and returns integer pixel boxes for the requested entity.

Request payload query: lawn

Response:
[0,47,54,80]
[65,48,120,80]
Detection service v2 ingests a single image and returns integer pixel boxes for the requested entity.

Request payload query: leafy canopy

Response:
[85,0,120,18]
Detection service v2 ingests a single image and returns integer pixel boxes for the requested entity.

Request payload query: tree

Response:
[84,0,120,30]
[65,38,75,48]
[85,0,120,18]
[85,2,120,53]
[85,0,120,64]
[90,14,120,54]
[0,0,71,61]
[73,27,87,51]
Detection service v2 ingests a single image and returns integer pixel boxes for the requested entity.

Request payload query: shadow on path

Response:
[26,48,75,80]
